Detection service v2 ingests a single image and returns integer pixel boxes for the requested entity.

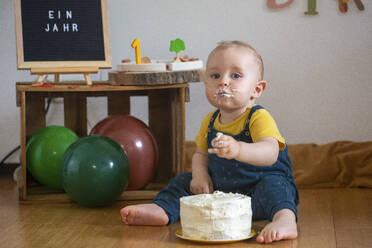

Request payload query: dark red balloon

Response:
[90,115,158,190]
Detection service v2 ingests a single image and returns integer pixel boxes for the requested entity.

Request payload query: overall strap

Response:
[247,105,264,120]
[208,109,220,129]
[243,105,264,133]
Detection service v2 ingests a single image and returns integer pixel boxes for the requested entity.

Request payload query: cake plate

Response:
[176,228,256,244]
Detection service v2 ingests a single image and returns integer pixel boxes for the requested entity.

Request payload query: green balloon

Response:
[26,126,78,190]
[61,135,130,207]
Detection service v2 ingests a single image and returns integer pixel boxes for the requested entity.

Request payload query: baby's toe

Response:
[256,234,264,243]
[264,232,273,243]
[271,230,278,241]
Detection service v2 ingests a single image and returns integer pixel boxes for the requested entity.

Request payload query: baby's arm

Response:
[190,148,213,194]
[208,133,279,166]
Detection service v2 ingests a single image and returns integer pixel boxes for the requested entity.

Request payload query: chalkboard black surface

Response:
[15,0,111,69]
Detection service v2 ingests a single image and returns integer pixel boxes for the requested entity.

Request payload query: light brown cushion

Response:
[185,141,372,188]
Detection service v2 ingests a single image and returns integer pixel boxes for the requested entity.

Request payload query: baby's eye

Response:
[232,73,241,79]
[210,73,220,79]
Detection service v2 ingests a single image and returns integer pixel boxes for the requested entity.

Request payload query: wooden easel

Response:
[31,67,99,85]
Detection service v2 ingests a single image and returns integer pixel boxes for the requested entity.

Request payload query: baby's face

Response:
[204,47,261,111]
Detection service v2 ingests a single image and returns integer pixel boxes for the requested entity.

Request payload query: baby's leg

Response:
[250,174,299,243]
[256,208,297,243]
[121,172,193,226]
[120,203,169,226]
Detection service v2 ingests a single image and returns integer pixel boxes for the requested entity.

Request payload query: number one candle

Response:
[131,38,142,64]
[305,0,318,15]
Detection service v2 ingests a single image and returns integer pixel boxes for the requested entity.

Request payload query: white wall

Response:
[1,0,372,163]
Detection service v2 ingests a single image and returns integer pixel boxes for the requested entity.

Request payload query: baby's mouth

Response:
[215,88,234,98]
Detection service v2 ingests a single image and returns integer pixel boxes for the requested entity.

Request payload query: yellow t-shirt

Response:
[195,107,286,152]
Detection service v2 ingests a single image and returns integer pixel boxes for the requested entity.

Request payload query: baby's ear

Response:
[258,80,267,92]
[253,81,267,97]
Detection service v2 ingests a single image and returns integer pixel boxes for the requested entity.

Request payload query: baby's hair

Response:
[213,40,264,81]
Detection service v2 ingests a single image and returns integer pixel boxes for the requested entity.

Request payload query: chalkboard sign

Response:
[14,0,111,69]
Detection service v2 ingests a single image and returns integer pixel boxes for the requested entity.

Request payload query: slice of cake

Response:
[180,191,252,241]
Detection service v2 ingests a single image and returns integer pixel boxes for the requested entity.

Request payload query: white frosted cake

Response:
[180,191,252,241]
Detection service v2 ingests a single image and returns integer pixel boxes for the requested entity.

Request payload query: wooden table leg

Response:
[171,87,186,176]
[148,89,173,183]
[107,92,131,115]
[21,93,46,200]
[19,92,27,200]
[64,93,87,136]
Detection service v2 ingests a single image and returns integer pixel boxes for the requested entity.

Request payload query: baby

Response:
[120,41,299,244]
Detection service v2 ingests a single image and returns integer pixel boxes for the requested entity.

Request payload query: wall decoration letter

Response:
[354,0,365,11]
[267,0,295,9]
[305,0,319,15]
[338,0,348,13]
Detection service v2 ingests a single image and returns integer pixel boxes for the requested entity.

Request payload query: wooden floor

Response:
[1,177,372,248]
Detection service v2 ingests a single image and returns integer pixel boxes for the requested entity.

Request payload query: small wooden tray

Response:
[108,70,201,85]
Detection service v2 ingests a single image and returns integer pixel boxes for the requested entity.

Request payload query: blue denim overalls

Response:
[153,105,299,224]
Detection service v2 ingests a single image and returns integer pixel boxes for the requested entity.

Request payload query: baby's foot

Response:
[120,203,169,226]
[256,209,298,243]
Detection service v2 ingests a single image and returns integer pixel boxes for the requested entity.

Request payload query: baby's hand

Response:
[190,172,213,194]
[208,132,240,159]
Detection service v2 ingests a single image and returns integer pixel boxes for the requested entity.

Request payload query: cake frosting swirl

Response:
[180,191,252,241]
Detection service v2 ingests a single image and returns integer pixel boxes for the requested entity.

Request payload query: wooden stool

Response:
[16,72,199,202]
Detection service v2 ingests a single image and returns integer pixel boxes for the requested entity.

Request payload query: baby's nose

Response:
[219,79,229,87]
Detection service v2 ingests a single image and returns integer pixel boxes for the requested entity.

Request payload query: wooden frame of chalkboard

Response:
[14,0,111,70]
